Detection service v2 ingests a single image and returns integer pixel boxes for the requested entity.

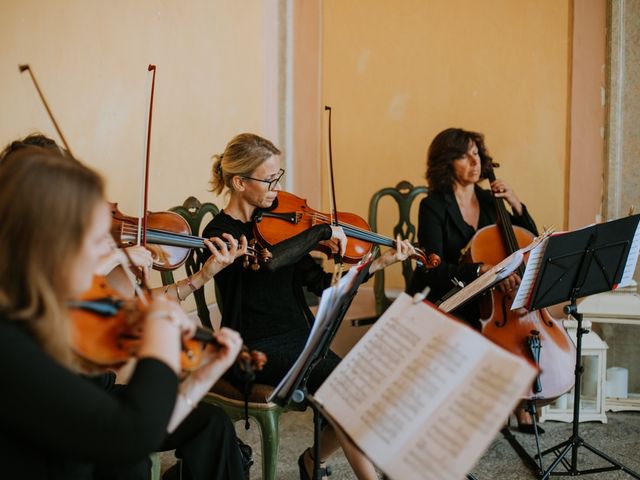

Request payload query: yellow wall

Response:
[1,0,587,295]
[322,0,571,287]
[0,0,269,216]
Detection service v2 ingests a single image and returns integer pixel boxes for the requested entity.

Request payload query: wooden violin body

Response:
[110,203,192,271]
[110,203,265,271]
[254,191,440,268]
[468,221,576,402]
[69,276,206,370]
[69,276,268,374]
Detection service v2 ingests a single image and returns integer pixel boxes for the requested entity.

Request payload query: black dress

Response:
[0,315,245,480]
[408,185,538,329]
[202,211,341,394]
[0,315,177,479]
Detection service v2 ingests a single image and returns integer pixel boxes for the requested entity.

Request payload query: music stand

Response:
[521,215,640,479]
[268,261,373,480]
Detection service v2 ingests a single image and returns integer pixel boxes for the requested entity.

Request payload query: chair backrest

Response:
[160,196,220,329]
[368,180,428,315]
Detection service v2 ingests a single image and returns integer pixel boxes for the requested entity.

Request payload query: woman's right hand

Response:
[319,225,347,257]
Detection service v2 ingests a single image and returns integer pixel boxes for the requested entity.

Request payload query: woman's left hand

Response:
[491,178,523,215]
[369,235,416,273]
[202,233,248,279]
[186,328,244,386]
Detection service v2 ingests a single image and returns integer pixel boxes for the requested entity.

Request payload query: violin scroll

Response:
[410,246,440,270]
[242,238,273,271]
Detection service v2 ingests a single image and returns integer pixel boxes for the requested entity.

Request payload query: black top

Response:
[202,211,334,343]
[0,314,178,479]
[409,186,538,325]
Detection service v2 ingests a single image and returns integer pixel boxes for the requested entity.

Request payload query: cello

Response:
[466,163,575,402]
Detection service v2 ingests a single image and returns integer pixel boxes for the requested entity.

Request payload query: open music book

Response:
[314,293,536,480]
[512,215,640,310]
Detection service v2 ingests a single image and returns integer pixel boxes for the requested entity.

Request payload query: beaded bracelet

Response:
[186,276,197,293]
[175,282,185,302]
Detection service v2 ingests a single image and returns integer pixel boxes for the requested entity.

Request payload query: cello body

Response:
[468,224,576,401]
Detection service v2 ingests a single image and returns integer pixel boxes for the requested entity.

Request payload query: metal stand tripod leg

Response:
[311,403,323,480]
[500,402,545,477]
[537,307,640,479]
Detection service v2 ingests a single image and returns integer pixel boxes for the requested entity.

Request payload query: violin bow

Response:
[18,64,75,158]
[139,64,157,248]
[324,105,344,284]
[110,235,151,307]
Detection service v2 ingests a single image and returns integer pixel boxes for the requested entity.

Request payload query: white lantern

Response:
[540,318,608,424]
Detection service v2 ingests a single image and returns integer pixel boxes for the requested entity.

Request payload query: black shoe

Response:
[298,449,332,480]
[237,439,253,480]
[517,423,545,435]
[298,450,311,480]
[162,462,180,480]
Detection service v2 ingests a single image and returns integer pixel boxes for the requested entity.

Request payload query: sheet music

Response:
[511,237,548,310]
[438,249,523,313]
[618,219,640,288]
[315,293,536,480]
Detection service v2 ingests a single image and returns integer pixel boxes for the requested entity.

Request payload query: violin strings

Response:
[118,224,258,253]
[300,212,396,247]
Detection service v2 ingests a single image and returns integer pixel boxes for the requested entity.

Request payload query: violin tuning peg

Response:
[251,262,260,271]
[243,257,249,269]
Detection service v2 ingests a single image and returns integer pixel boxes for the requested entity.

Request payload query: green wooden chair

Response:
[352,181,428,326]
[159,196,220,329]
[161,196,302,480]
[150,452,162,480]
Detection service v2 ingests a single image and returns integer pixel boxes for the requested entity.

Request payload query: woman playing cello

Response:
[203,132,416,480]
[408,127,541,432]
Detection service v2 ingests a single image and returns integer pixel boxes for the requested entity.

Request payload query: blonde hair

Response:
[0,147,104,367]
[210,133,281,195]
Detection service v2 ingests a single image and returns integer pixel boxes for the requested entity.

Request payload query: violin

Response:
[69,276,267,374]
[110,203,269,271]
[253,191,440,269]
[465,163,575,402]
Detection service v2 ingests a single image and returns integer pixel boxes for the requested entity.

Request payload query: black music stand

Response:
[268,261,373,480]
[521,215,640,479]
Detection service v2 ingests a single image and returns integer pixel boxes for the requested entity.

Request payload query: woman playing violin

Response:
[0,133,246,311]
[0,145,246,479]
[203,132,415,480]
[408,127,540,431]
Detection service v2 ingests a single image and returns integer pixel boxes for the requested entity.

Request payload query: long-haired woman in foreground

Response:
[0,146,244,479]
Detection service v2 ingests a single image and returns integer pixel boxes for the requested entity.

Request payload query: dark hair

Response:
[425,128,493,192]
[0,133,71,165]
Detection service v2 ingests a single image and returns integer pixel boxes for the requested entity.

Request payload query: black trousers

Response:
[94,403,245,480]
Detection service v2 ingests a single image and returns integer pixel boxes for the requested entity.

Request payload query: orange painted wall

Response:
[321,0,571,287]
[0,0,271,217]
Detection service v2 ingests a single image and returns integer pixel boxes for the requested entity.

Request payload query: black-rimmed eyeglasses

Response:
[241,168,285,191]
